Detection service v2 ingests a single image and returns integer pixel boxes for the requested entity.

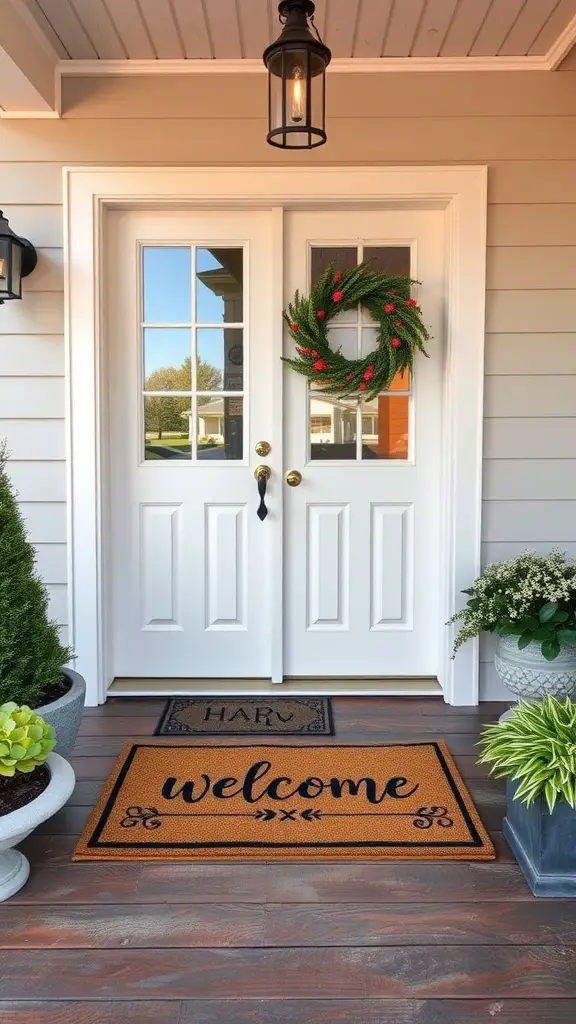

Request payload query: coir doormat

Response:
[74,742,495,862]
[155,697,334,737]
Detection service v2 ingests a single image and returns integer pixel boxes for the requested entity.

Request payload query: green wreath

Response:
[283,261,430,400]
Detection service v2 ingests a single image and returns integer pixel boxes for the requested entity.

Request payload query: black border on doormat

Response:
[154,696,335,737]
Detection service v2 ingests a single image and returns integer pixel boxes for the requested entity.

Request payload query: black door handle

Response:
[254,465,271,521]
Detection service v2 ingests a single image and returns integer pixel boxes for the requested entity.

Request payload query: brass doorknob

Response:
[255,441,271,457]
[285,469,302,487]
[254,464,271,481]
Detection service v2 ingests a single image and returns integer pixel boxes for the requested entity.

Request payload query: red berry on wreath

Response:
[407,298,417,307]
[313,359,328,371]
[333,272,343,283]
[346,373,354,381]
[359,382,367,391]
[315,309,326,320]
[332,290,344,303]
[395,320,404,327]
[389,289,396,294]
[310,350,319,357]
[291,323,299,332]
[384,303,395,314]
[391,338,401,349]
[364,367,374,381]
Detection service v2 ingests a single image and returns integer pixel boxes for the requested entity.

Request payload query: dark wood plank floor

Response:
[2,696,576,1023]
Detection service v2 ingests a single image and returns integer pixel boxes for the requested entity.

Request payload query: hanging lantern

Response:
[263,1,331,150]
[0,211,37,303]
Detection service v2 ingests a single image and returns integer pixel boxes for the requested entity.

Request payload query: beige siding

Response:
[2,70,576,698]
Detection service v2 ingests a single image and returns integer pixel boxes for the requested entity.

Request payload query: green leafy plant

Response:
[449,550,576,660]
[479,696,576,813]
[0,703,55,778]
[0,443,71,706]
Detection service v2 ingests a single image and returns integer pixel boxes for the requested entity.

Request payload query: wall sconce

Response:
[0,211,38,303]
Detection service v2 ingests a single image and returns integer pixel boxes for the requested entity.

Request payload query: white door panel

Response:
[283,210,444,676]
[107,210,276,677]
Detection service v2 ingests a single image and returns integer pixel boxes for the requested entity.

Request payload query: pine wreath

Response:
[283,261,430,400]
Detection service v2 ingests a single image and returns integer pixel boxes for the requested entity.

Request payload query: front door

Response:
[107,206,443,682]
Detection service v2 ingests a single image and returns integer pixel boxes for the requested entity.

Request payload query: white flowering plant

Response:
[450,551,576,661]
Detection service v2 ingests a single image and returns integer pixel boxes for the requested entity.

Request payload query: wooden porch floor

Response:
[2,696,576,1022]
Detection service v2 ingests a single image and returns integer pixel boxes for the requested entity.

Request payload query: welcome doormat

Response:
[155,697,334,737]
[74,742,495,862]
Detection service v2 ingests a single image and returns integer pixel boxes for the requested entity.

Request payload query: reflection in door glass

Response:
[360,396,409,460]
[197,396,244,460]
[143,328,191,388]
[142,247,191,324]
[196,248,244,323]
[310,394,357,461]
[143,396,191,460]
[197,328,243,391]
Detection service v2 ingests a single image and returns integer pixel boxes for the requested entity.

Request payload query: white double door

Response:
[107,206,444,681]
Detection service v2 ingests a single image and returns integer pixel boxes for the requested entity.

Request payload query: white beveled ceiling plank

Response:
[353,0,393,57]
[470,0,526,57]
[205,0,242,58]
[67,0,125,58]
[35,0,97,58]
[171,0,212,58]
[136,0,183,58]
[325,0,360,58]
[499,0,560,56]
[101,0,155,59]
[237,0,273,59]
[440,0,492,56]
[411,0,459,57]
[530,0,576,59]
[18,0,68,57]
[383,0,427,57]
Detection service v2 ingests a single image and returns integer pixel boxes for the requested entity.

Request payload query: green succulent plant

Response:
[479,695,576,813]
[0,702,56,778]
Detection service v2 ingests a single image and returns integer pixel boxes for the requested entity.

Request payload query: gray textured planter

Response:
[503,778,576,897]
[495,634,576,700]
[36,667,86,758]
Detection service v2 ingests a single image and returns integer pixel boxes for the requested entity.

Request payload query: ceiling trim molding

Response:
[547,13,576,70]
[57,54,555,76]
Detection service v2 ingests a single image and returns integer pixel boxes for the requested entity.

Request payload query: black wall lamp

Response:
[263,1,331,150]
[0,211,38,303]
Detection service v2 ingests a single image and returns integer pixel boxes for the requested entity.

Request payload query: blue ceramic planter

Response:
[503,778,576,897]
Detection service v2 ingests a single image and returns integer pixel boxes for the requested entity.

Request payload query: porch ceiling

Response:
[17,0,576,61]
[2,1,576,117]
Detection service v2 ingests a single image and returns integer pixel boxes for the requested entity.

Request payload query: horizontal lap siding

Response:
[2,72,576,699]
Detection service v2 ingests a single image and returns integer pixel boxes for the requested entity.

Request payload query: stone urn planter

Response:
[504,778,576,897]
[495,634,576,700]
[35,667,86,758]
[0,752,76,902]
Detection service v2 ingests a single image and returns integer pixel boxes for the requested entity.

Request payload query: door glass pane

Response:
[144,396,191,460]
[327,326,358,360]
[198,396,243,460]
[311,246,358,324]
[363,245,411,277]
[197,328,243,391]
[361,396,409,460]
[196,247,243,324]
[142,247,191,324]
[310,395,357,461]
[143,328,191,388]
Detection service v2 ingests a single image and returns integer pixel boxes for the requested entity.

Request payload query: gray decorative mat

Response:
[155,697,334,737]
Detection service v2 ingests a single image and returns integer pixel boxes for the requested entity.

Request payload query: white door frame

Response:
[64,165,487,707]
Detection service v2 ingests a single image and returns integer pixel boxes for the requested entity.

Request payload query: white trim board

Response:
[64,165,487,707]
[108,678,443,698]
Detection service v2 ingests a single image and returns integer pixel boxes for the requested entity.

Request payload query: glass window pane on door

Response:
[142,247,191,324]
[141,244,245,461]
[307,244,414,462]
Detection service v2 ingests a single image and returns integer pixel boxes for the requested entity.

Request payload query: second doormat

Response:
[73,741,495,861]
[155,697,334,737]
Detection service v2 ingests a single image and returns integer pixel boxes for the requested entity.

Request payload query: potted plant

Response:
[450,550,576,700]
[0,702,75,901]
[0,444,85,755]
[479,696,576,896]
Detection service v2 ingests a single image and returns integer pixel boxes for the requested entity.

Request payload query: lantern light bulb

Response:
[291,66,304,123]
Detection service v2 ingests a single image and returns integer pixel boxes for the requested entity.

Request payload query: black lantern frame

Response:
[263,0,331,150]
[0,210,37,303]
